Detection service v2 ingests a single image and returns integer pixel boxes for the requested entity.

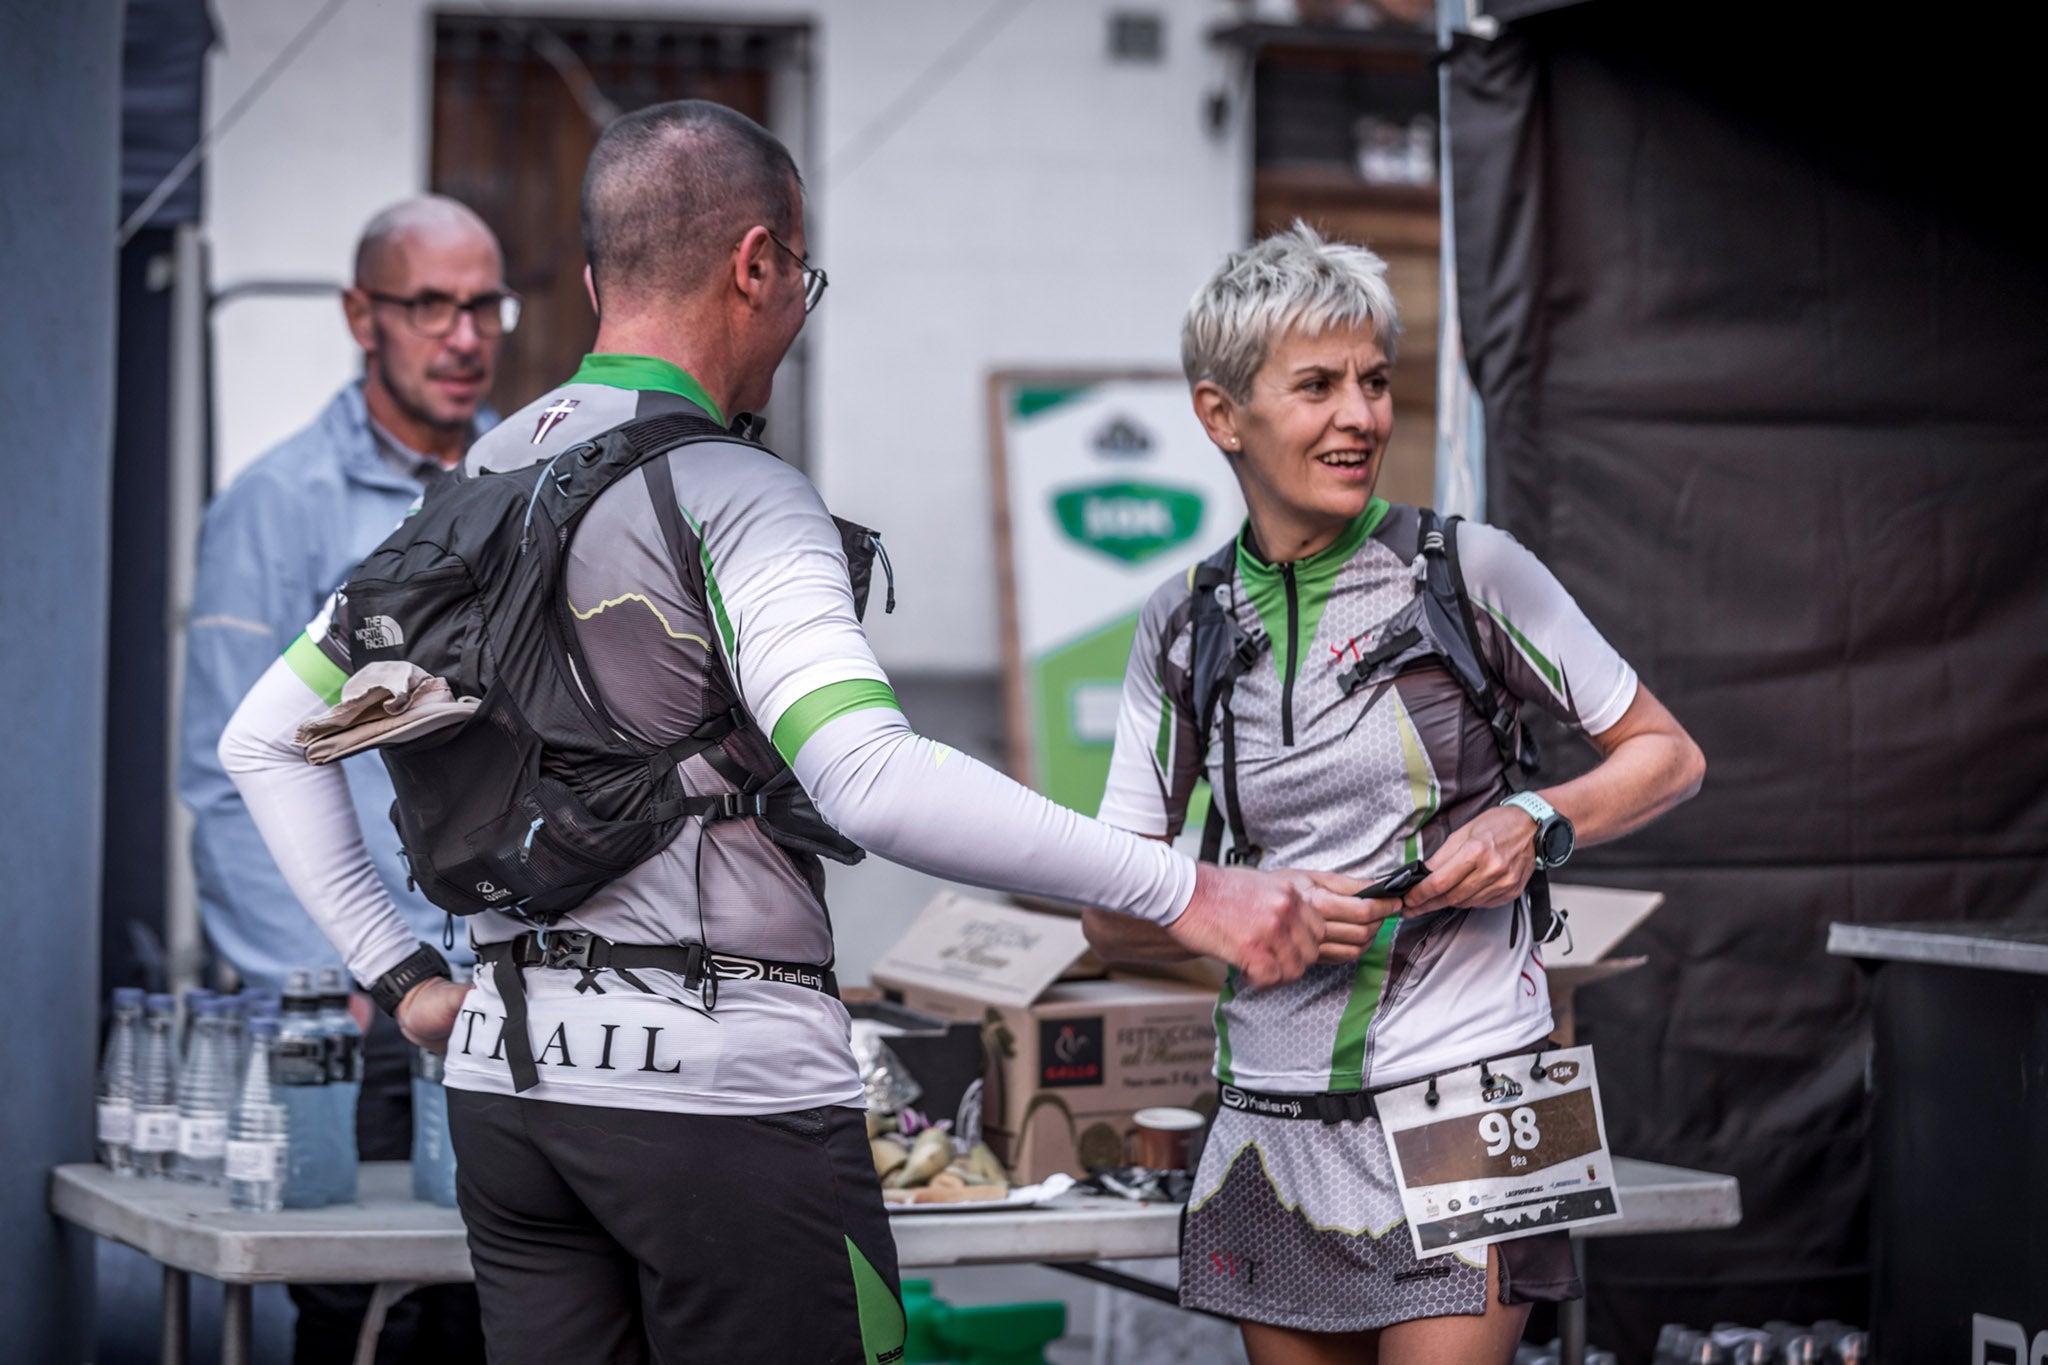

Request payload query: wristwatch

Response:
[1499,791,1575,871]
[364,943,453,1018]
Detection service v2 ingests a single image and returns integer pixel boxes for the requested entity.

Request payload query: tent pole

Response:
[1434,0,1488,520]
[163,223,208,995]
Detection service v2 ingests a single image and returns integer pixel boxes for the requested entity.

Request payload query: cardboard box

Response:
[871,893,1218,1184]
[1543,883,1662,1045]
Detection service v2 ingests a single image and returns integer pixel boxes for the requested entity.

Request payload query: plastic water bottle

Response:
[174,997,232,1185]
[317,966,362,1205]
[235,992,278,1085]
[410,1044,458,1207]
[277,971,330,1208]
[178,987,213,1056]
[96,987,145,1174]
[217,994,245,1086]
[226,1017,289,1213]
[132,993,182,1179]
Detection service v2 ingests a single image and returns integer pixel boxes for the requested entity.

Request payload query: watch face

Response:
[1539,817,1575,867]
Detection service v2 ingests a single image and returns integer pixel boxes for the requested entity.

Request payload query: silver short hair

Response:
[1180,222,1402,403]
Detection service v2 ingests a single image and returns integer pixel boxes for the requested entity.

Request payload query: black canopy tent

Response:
[1444,3,2048,1355]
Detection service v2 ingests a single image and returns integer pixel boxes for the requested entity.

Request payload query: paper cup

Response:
[1131,1106,1206,1171]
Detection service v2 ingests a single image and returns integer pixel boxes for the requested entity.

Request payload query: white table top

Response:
[1827,919,2048,976]
[51,1155,1739,1284]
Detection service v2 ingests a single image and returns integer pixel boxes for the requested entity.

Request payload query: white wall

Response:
[204,0,1251,673]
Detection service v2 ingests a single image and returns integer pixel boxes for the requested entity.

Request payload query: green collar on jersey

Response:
[1234,499,1390,681]
[570,353,726,427]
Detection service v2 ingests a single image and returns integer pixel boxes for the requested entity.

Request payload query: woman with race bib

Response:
[1084,224,1704,1364]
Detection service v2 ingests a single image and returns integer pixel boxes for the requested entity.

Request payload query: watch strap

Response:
[1500,790,1557,825]
[365,943,453,1017]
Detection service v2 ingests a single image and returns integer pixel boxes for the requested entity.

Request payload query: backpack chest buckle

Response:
[539,929,597,971]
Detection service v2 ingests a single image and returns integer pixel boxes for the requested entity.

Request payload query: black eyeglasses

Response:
[362,289,522,338]
[764,230,828,313]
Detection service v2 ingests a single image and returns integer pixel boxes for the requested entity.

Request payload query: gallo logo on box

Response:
[1040,1017,1104,1088]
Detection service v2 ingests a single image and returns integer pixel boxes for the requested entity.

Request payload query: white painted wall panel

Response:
[205,0,1249,670]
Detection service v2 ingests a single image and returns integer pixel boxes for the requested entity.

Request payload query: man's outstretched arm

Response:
[785,708,1373,988]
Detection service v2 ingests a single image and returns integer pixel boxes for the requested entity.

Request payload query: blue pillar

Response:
[0,0,122,1355]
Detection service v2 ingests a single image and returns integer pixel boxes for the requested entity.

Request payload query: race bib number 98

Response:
[1376,1044,1620,1258]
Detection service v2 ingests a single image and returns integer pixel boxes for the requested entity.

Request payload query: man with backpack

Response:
[219,101,1383,1364]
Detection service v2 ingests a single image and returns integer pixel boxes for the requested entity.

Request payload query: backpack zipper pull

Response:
[869,532,897,614]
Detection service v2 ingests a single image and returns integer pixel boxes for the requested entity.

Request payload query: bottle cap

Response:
[285,968,316,995]
[316,966,348,993]
[112,987,145,1008]
[146,993,176,1012]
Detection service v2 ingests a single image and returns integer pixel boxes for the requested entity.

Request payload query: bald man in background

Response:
[179,195,507,1362]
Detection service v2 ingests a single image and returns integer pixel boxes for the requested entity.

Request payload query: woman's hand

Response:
[1400,807,1539,916]
[1402,682,1705,918]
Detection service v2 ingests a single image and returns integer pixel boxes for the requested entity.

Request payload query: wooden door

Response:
[430,16,791,417]
[1235,23,1444,508]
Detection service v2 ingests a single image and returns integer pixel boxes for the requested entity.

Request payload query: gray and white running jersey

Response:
[304,354,892,1114]
[1099,500,1638,1093]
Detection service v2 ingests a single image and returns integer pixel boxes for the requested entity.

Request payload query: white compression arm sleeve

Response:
[217,656,423,985]
[788,707,1195,924]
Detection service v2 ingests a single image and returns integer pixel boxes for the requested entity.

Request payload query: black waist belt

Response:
[1218,1047,1560,1126]
[1217,1082,1382,1125]
[477,931,837,1093]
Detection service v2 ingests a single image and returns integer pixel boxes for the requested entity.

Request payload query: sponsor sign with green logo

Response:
[995,375,1245,816]
[1051,482,1204,564]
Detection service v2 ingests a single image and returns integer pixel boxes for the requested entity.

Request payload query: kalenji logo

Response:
[354,615,405,650]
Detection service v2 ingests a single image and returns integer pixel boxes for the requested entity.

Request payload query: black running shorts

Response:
[448,1090,906,1365]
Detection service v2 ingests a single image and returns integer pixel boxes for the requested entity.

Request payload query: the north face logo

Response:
[354,615,405,650]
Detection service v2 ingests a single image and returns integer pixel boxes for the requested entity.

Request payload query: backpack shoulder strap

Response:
[1188,537,1248,738]
[1187,536,1269,866]
[1418,510,1537,789]
[631,421,865,871]
[1433,512,1555,943]
[1444,514,1541,788]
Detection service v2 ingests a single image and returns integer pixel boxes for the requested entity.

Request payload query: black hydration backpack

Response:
[1187,510,1556,941]
[338,411,882,924]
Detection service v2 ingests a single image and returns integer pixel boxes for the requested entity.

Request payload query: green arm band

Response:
[770,679,901,764]
[283,632,347,706]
